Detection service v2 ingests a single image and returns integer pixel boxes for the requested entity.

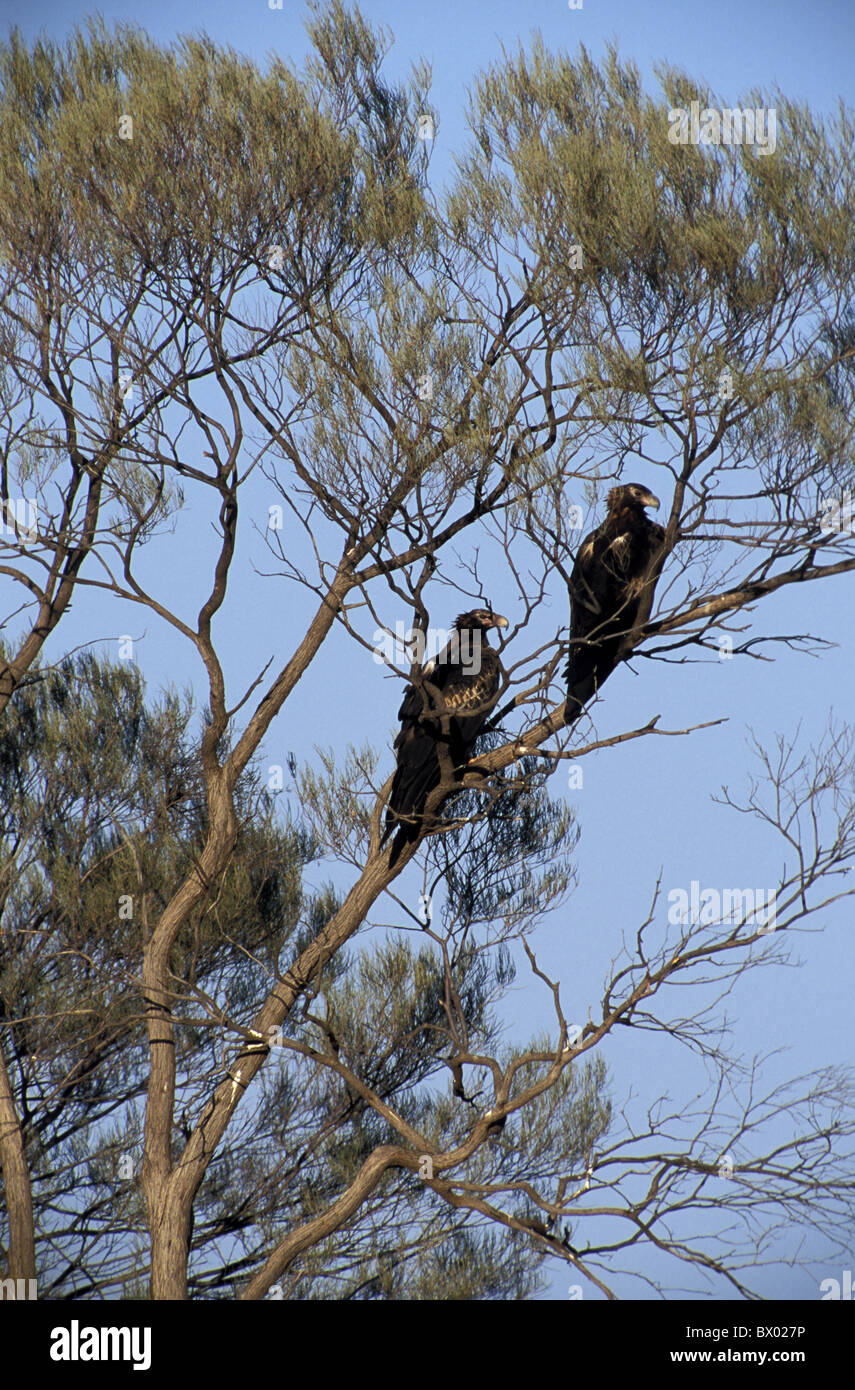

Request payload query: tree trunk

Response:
[0,1048,36,1282]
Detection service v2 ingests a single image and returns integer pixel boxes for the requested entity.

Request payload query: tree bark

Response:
[0,1046,36,1282]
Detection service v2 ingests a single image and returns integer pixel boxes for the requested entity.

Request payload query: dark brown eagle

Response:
[565,484,666,723]
[382,608,508,864]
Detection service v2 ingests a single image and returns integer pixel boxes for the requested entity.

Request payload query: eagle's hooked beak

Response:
[641,491,661,511]
[491,614,510,630]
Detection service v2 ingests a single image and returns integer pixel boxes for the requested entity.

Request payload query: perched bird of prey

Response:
[382,608,508,864]
[565,484,666,723]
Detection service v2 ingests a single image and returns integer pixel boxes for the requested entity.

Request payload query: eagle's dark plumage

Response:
[382,608,508,864]
[565,484,666,723]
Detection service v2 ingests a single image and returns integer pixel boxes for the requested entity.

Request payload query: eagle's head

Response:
[454,608,509,635]
[608,483,661,513]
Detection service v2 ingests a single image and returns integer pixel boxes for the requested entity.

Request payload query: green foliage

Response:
[432,738,578,931]
[0,649,323,1292]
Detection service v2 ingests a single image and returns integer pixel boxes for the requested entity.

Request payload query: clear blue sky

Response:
[3,0,854,1300]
